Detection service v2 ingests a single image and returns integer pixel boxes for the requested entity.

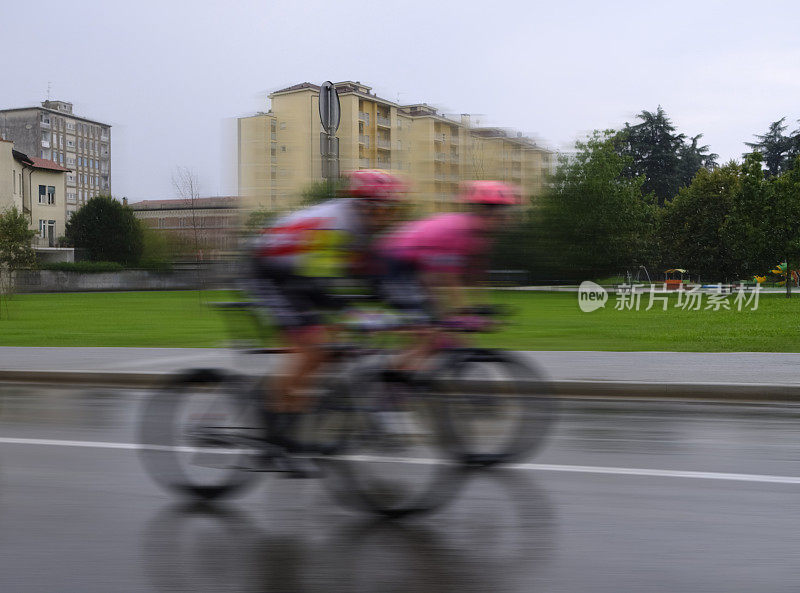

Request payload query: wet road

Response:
[1,385,799,592]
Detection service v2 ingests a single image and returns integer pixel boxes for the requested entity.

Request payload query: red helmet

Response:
[346,169,403,200]
[459,180,520,206]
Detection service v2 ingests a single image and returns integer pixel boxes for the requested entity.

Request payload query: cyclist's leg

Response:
[250,265,328,443]
[378,257,440,374]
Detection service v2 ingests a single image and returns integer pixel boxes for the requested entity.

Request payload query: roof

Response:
[28,156,71,172]
[271,82,320,95]
[129,196,241,211]
[270,81,398,107]
[0,106,111,127]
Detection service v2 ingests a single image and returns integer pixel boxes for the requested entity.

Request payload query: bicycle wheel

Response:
[435,349,557,466]
[138,368,262,500]
[319,362,468,518]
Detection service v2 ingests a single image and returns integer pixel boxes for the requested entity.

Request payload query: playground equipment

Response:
[664,269,687,290]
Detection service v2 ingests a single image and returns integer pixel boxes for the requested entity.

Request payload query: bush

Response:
[40,261,125,273]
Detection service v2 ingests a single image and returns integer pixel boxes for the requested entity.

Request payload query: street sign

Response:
[319,81,340,134]
[320,132,339,157]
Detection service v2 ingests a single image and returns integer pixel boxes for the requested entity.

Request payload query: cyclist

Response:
[248,169,403,472]
[377,180,520,373]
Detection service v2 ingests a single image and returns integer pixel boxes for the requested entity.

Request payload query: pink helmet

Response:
[346,169,404,200]
[459,180,520,206]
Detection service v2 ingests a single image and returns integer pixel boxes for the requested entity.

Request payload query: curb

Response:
[2,369,800,402]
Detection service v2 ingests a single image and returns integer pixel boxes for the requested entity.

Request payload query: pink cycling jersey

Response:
[380,212,488,274]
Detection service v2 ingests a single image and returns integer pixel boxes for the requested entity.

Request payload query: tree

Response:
[535,130,654,280]
[745,118,796,177]
[172,166,205,260]
[65,196,143,265]
[0,207,36,315]
[659,163,741,280]
[769,154,800,294]
[722,153,780,278]
[617,107,717,205]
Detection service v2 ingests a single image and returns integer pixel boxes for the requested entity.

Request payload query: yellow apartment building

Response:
[0,139,69,249]
[237,81,551,212]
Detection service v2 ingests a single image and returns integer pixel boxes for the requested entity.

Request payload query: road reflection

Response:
[142,470,556,593]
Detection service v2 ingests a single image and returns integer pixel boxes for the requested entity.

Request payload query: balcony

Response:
[377,159,391,168]
[434,133,445,143]
[377,138,390,150]
[40,120,50,129]
[376,114,391,128]
[358,112,370,125]
[41,140,50,148]
[359,158,370,168]
[450,153,460,163]
[359,135,370,148]
[435,152,446,162]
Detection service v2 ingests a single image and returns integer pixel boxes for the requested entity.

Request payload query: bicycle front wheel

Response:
[138,369,262,500]
[436,349,558,467]
[319,365,467,518]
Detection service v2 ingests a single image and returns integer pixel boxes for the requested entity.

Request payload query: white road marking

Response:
[2,436,800,485]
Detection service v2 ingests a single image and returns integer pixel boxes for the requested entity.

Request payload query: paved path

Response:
[1,347,798,386]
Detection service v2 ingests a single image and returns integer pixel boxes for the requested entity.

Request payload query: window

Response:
[13,172,16,194]
[66,122,75,131]
[280,122,287,130]
[281,145,286,152]
[38,220,56,245]
[66,192,77,204]
[67,157,75,166]
[67,139,75,148]
[38,185,56,205]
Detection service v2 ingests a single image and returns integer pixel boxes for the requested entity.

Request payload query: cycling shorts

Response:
[249,262,344,330]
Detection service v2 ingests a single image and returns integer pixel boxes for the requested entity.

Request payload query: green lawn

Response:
[1,289,799,351]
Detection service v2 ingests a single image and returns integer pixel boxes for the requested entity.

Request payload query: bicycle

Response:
[137,302,556,517]
[138,303,469,517]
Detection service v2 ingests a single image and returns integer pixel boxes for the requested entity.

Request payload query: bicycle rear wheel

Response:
[436,349,557,466]
[318,364,467,518]
[138,368,262,500]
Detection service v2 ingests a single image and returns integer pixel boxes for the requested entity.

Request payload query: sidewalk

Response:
[1,347,799,401]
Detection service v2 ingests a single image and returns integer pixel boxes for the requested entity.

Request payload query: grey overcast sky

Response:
[2,0,799,201]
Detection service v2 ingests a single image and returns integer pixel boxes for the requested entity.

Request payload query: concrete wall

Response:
[15,269,204,293]
[0,110,40,157]
[0,139,17,211]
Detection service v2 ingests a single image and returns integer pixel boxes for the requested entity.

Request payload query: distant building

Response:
[237,81,552,212]
[0,138,70,252]
[130,196,241,255]
[0,100,111,219]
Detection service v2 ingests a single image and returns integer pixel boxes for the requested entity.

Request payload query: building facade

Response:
[237,81,552,212]
[0,139,69,248]
[0,100,111,219]
[130,196,241,255]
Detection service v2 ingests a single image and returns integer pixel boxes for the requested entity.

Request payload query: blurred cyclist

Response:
[377,180,520,373]
[249,170,403,468]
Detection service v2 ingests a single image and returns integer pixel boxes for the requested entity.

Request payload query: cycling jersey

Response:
[252,198,364,278]
[379,212,488,274]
